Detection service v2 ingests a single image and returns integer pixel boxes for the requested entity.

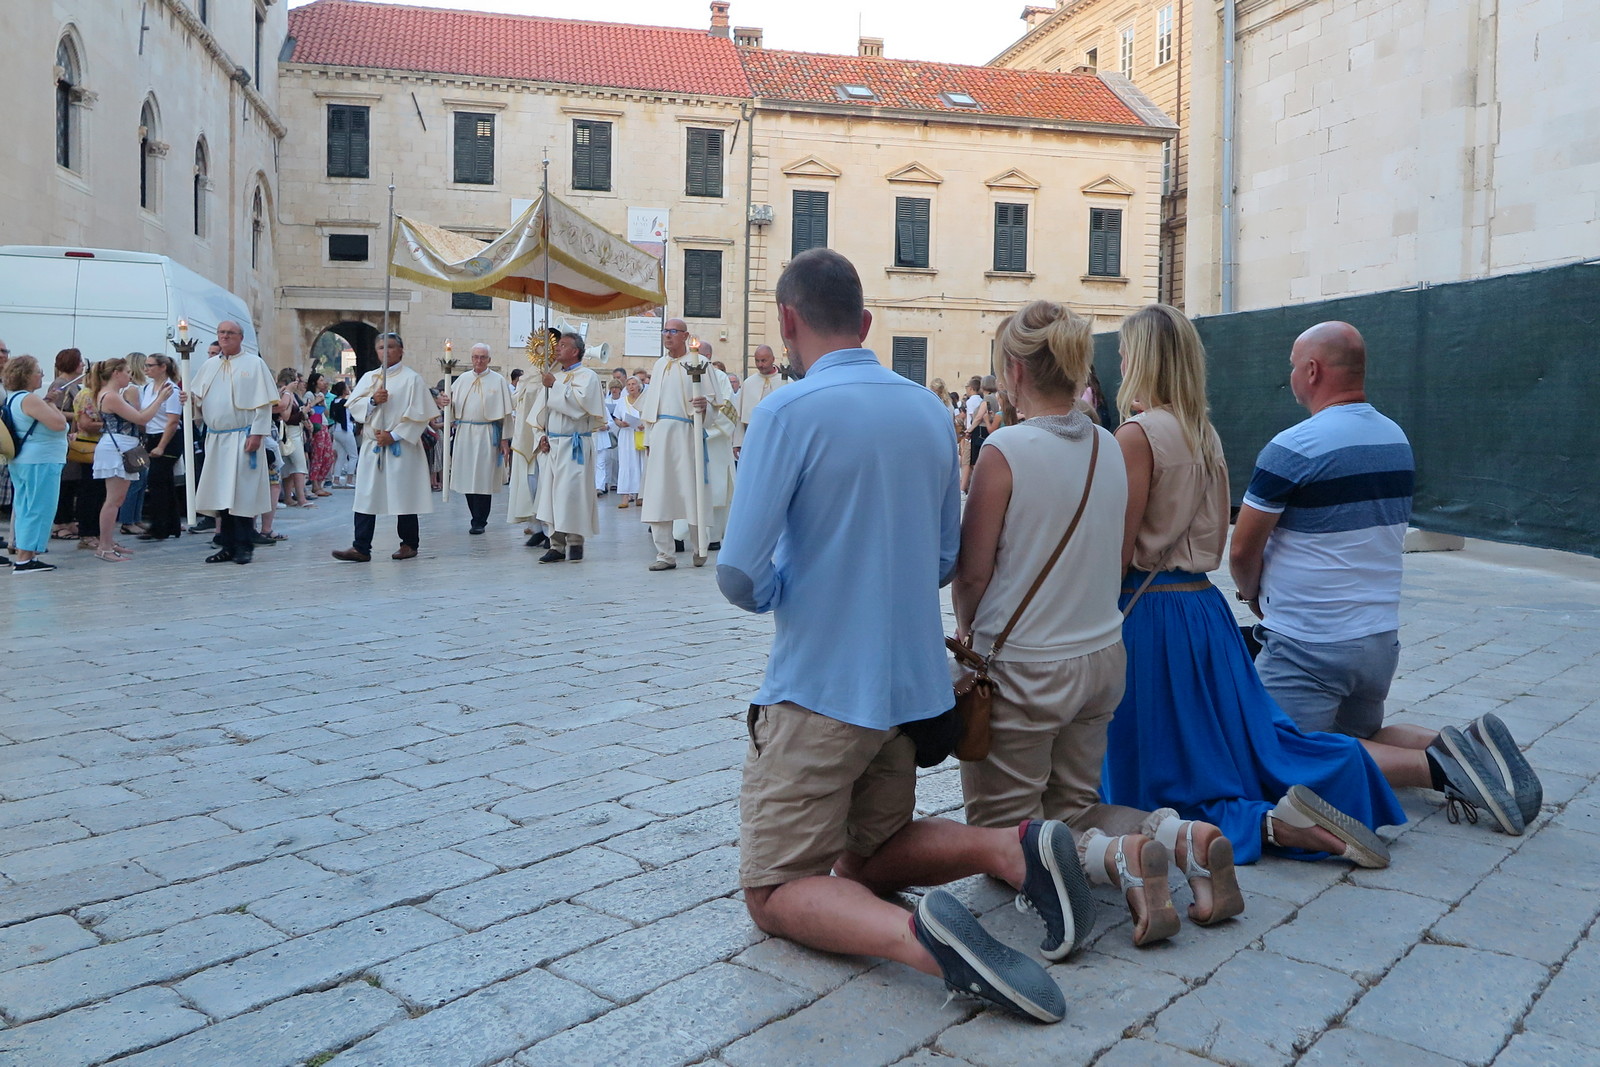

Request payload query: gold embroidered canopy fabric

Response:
[391,195,665,319]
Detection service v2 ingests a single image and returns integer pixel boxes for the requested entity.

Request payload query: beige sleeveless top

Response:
[1127,408,1230,575]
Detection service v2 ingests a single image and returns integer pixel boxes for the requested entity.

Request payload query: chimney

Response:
[734,26,763,48]
[858,36,884,58]
[1021,6,1053,28]
[709,1,730,37]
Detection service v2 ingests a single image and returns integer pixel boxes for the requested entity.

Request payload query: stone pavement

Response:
[3,491,1599,1067]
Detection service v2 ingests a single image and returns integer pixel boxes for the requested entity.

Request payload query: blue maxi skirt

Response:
[1101,570,1407,863]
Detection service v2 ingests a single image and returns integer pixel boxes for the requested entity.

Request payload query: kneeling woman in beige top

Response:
[954,300,1240,947]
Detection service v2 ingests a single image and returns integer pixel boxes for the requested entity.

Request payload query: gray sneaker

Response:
[1017,820,1097,960]
[1428,726,1525,835]
[1466,713,1542,826]
[912,889,1065,1023]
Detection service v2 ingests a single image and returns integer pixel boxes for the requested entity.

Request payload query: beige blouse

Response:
[1127,408,1230,575]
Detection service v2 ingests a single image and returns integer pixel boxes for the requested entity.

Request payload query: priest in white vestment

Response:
[735,344,786,456]
[442,343,513,535]
[612,376,646,507]
[530,332,604,562]
[188,320,275,564]
[332,333,434,562]
[677,341,737,551]
[638,320,733,569]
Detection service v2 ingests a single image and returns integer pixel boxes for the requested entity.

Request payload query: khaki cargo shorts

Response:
[738,701,917,889]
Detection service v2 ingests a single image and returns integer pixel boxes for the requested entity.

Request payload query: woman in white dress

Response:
[275,367,312,508]
[90,357,173,562]
[612,375,646,507]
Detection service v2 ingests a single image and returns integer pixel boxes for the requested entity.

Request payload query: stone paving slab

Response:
[0,986,207,1067]
[2,501,1598,1065]
[107,983,408,1067]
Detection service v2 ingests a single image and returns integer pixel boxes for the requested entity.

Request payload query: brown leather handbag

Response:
[948,432,1100,761]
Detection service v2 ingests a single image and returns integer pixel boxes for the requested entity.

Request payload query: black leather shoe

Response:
[191,517,217,532]
[674,539,686,553]
[568,545,583,562]
[526,532,549,549]
[707,541,722,551]
[469,525,485,535]
[233,550,254,565]
[538,548,566,563]
[205,549,235,563]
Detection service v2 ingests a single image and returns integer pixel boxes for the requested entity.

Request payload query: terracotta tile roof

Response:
[739,48,1147,127]
[286,0,751,98]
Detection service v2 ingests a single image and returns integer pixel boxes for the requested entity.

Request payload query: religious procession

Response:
[5,0,1596,1060]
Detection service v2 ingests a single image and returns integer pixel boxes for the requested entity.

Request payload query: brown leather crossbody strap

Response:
[989,431,1100,662]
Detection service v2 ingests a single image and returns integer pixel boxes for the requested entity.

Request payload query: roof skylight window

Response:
[941,91,980,109]
[837,83,877,101]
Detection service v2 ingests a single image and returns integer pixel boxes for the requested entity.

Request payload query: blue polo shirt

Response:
[717,348,961,730]
[1243,402,1414,642]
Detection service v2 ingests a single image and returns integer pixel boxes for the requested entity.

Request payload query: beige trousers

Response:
[960,641,1151,835]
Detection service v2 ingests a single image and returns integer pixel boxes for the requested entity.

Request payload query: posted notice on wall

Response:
[625,208,668,358]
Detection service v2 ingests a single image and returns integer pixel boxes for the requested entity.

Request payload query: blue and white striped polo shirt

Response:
[1243,403,1414,643]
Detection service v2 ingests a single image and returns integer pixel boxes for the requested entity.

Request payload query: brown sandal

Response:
[1156,817,1244,926]
[1086,832,1180,947]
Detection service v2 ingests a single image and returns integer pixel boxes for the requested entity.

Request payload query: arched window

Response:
[56,36,83,170]
[139,98,161,211]
[251,187,264,269]
[193,139,208,237]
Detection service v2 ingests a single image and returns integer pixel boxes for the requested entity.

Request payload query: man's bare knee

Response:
[743,883,781,934]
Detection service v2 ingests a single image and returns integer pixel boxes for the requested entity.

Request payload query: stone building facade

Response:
[740,45,1174,385]
[991,0,1193,310]
[1185,0,1600,315]
[278,0,752,378]
[1,0,288,348]
[280,0,1172,386]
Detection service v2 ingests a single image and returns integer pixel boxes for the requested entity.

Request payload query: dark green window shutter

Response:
[891,337,928,384]
[573,120,613,191]
[454,112,494,185]
[894,197,930,268]
[686,128,723,197]
[683,250,722,319]
[791,190,829,257]
[1089,207,1122,277]
[327,105,369,179]
[451,292,492,310]
[993,202,1028,272]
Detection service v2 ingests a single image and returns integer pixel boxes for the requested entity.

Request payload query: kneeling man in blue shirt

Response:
[717,249,1095,1023]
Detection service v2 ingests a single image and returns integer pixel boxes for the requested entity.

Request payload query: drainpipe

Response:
[1219,0,1237,313]
[740,101,755,378]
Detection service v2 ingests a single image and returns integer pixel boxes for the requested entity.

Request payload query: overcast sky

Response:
[289,0,1031,66]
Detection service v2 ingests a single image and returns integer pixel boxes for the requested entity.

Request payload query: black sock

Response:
[1425,750,1450,792]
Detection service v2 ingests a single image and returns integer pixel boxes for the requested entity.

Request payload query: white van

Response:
[0,246,258,367]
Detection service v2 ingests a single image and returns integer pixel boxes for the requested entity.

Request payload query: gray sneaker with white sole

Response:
[912,889,1065,1023]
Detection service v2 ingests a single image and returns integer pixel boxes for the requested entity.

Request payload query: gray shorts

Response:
[1254,627,1400,738]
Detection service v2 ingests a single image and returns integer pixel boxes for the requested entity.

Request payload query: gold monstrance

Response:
[525,326,557,373]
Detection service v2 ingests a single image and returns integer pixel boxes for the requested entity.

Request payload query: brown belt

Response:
[1121,579,1212,594]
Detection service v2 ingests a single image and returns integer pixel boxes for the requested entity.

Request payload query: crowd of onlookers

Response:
[1,340,357,574]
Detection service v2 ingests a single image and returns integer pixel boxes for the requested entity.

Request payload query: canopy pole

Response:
[542,160,551,346]
[381,178,396,389]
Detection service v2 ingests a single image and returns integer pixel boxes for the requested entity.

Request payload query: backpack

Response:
[0,393,38,462]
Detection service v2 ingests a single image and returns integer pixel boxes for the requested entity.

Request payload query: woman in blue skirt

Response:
[1101,305,1407,867]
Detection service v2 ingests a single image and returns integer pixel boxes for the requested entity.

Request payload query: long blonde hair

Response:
[87,357,129,399]
[995,300,1092,401]
[1117,304,1220,465]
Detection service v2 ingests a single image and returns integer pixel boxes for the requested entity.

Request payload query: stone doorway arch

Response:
[296,314,385,380]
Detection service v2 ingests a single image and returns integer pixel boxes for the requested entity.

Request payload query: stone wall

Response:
[0,0,287,355]
[1186,0,1600,316]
